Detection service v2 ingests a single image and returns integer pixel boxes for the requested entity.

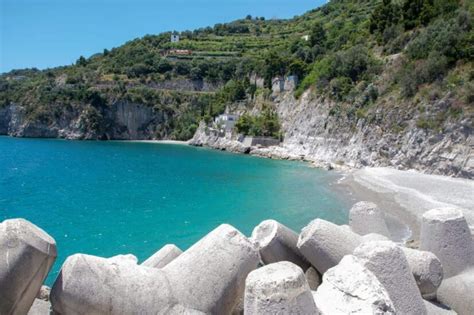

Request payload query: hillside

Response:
[0,0,473,176]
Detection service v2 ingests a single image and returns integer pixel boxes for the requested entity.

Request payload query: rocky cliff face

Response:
[0,101,167,140]
[274,91,472,178]
[190,90,472,179]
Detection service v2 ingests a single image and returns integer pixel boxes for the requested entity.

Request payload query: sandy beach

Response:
[340,167,474,242]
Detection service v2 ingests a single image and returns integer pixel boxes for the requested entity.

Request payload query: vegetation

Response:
[1,0,472,139]
[235,106,281,138]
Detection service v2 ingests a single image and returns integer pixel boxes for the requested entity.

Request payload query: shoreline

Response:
[188,140,473,243]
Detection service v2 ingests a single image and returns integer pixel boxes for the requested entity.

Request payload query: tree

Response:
[310,22,326,47]
[76,56,88,67]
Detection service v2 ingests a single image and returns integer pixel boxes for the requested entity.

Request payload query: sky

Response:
[0,0,325,73]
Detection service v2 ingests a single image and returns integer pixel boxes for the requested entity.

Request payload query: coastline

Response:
[339,167,474,243]
[120,139,190,145]
[188,137,473,244]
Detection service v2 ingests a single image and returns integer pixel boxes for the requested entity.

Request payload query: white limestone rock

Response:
[244,261,319,315]
[0,219,57,315]
[420,208,474,278]
[354,241,427,314]
[305,266,321,291]
[297,219,362,274]
[141,244,182,268]
[436,268,474,315]
[401,247,443,299]
[251,219,310,269]
[313,255,396,315]
[349,201,391,237]
[163,224,259,314]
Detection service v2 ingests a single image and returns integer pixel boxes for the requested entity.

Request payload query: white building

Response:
[301,35,310,41]
[214,114,239,132]
[171,34,180,43]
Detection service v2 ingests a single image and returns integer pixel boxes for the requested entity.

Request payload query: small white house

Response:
[171,34,180,43]
[301,35,310,41]
[214,114,239,132]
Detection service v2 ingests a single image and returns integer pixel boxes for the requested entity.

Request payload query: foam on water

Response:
[0,136,349,284]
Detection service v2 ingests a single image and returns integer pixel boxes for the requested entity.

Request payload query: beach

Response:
[340,167,474,243]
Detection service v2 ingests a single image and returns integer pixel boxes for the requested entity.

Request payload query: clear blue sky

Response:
[0,0,325,73]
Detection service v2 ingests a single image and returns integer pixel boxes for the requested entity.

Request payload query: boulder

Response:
[51,254,173,314]
[401,247,443,299]
[436,268,474,315]
[420,208,474,278]
[297,219,362,274]
[244,261,319,315]
[141,244,182,268]
[349,201,391,237]
[163,224,259,314]
[0,219,57,315]
[305,266,321,291]
[354,241,427,314]
[28,299,51,315]
[250,220,309,270]
[313,255,396,314]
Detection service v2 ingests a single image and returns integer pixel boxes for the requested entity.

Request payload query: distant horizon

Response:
[0,0,324,73]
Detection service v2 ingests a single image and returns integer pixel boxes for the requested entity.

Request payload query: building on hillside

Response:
[301,35,310,41]
[214,114,239,132]
[171,34,180,43]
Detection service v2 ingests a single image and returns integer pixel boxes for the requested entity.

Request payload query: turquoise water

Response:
[0,136,349,284]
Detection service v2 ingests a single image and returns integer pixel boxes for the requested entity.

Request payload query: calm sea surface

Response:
[0,136,349,284]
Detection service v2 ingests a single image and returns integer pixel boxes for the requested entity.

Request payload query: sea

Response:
[0,136,350,284]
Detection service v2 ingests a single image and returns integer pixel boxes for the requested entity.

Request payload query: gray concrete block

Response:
[424,300,456,315]
[349,201,391,237]
[420,208,474,278]
[401,247,443,299]
[305,266,321,291]
[163,224,259,314]
[313,255,395,314]
[141,244,182,268]
[244,261,319,315]
[250,220,310,270]
[0,219,57,315]
[50,254,173,314]
[27,299,51,315]
[354,241,427,314]
[437,268,474,315]
[297,219,362,274]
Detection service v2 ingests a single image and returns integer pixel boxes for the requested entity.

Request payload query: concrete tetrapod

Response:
[349,201,391,237]
[244,261,319,315]
[0,219,57,315]
[313,255,396,315]
[51,224,259,315]
[163,224,259,314]
[436,268,474,315]
[297,219,363,274]
[50,254,175,314]
[354,241,427,315]
[141,244,183,268]
[401,247,443,299]
[251,220,310,270]
[420,208,474,278]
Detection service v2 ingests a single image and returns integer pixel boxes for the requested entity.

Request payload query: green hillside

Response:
[1,0,472,139]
